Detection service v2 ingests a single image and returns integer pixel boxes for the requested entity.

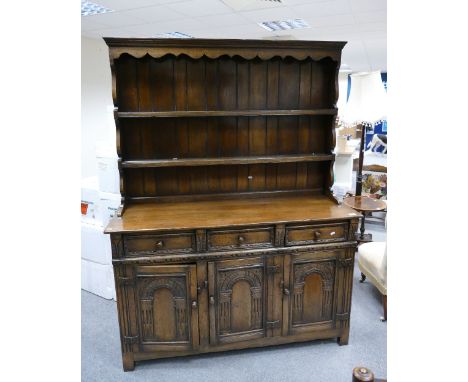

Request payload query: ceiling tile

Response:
[221,0,285,12]
[83,27,135,38]
[284,0,334,5]
[124,17,207,36]
[306,14,355,28]
[95,0,187,12]
[239,6,299,23]
[85,11,147,28]
[290,0,351,18]
[119,5,185,23]
[193,23,267,39]
[166,0,234,17]
[195,12,252,28]
[81,17,109,32]
[358,22,386,33]
[349,0,386,13]
[353,10,386,23]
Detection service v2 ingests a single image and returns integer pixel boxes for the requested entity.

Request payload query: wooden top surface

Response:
[343,196,387,212]
[105,195,360,234]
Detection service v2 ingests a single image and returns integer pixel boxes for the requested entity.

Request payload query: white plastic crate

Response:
[81,221,111,265]
[81,259,116,300]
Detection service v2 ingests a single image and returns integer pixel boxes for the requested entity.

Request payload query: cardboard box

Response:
[96,146,119,194]
[81,221,111,265]
[96,191,121,227]
[81,259,116,300]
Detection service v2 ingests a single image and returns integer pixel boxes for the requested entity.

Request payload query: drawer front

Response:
[285,223,347,246]
[207,227,274,251]
[124,232,196,256]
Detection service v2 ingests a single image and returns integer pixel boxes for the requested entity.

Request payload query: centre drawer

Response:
[124,232,196,256]
[207,226,274,251]
[285,222,347,246]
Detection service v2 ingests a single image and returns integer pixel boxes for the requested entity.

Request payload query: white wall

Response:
[81,36,115,178]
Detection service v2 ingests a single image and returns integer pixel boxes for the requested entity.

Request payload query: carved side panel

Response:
[113,264,138,356]
[111,234,124,259]
[336,248,355,332]
[348,218,359,241]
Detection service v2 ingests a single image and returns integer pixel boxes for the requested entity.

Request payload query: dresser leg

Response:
[338,329,350,346]
[122,353,135,372]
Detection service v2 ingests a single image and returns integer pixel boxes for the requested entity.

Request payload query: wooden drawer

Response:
[207,227,274,251]
[285,223,347,246]
[124,232,196,256]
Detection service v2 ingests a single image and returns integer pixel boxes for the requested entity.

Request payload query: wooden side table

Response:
[343,196,386,243]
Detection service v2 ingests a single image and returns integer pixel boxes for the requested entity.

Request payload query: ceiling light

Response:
[155,32,193,39]
[259,18,310,32]
[81,1,113,16]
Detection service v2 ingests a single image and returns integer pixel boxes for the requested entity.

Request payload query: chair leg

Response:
[359,273,366,283]
[381,294,387,322]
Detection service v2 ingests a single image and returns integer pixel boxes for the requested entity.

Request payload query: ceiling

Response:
[81,0,386,72]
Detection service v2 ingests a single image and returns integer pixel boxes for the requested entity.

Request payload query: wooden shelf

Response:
[117,109,337,118]
[121,154,334,168]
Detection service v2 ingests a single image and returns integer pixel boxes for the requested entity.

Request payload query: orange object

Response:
[81,202,88,215]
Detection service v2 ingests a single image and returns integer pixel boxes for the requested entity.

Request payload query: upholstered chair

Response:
[358,242,387,321]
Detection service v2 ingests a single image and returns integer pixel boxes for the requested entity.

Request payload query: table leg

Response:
[360,212,366,239]
[355,212,373,243]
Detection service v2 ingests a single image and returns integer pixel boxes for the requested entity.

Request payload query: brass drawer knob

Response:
[209,296,215,305]
[238,235,245,244]
[314,231,321,239]
[156,240,164,249]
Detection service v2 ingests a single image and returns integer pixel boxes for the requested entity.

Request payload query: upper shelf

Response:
[121,154,334,168]
[117,109,337,119]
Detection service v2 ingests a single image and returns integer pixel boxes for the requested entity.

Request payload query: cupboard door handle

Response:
[155,240,164,249]
[238,235,245,244]
[283,287,290,296]
[197,280,208,292]
[192,300,198,309]
[314,231,321,239]
[209,296,215,305]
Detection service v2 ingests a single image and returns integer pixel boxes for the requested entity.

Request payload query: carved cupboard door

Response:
[283,251,339,336]
[208,256,279,345]
[134,264,199,352]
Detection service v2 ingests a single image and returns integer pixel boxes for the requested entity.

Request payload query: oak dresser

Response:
[103,38,360,371]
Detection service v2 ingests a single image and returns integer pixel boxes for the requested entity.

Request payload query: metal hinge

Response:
[266,320,281,329]
[117,276,135,286]
[123,335,139,344]
[337,258,353,268]
[267,265,280,274]
[336,313,350,321]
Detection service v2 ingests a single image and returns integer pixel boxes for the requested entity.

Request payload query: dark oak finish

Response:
[104,38,358,372]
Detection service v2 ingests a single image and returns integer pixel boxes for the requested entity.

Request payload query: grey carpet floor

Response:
[82,225,387,382]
